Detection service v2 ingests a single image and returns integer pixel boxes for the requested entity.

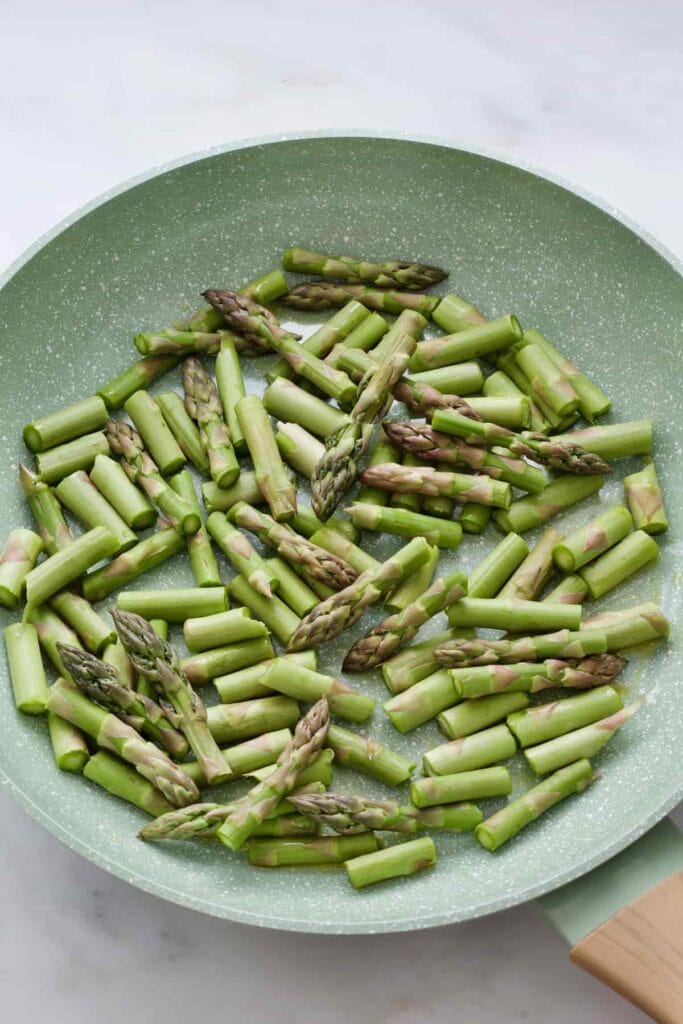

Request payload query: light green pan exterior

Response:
[0,132,681,933]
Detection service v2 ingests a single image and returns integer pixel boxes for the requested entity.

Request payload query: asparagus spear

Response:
[493,475,605,534]
[182,636,275,686]
[483,368,550,433]
[381,627,470,694]
[157,392,210,474]
[327,311,389,358]
[250,816,320,839]
[458,503,491,534]
[422,724,517,776]
[24,527,119,608]
[19,464,73,554]
[133,328,220,357]
[467,533,529,598]
[4,622,49,714]
[343,568,468,671]
[411,766,512,807]
[138,792,313,840]
[182,729,295,787]
[111,609,231,786]
[407,362,484,396]
[264,378,349,438]
[624,460,668,535]
[410,315,522,371]
[497,527,562,601]
[438,692,530,740]
[90,454,157,530]
[105,420,200,534]
[552,420,653,460]
[435,628,608,667]
[239,268,289,304]
[289,792,482,834]
[520,328,611,421]
[48,712,89,773]
[431,292,487,332]
[508,686,623,747]
[0,529,43,608]
[326,724,415,785]
[358,462,511,508]
[450,653,626,699]
[57,643,188,757]
[181,356,239,487]
[97,355,178,410]
[515,343,579,417]
[84,750,174,815]
[214,651,315,703]
[82,525,184,603]
[47,678,199,806]
[543,574,589,606]
[116,587,227,622]
[263,660,375,723]
[308,526,380,574]
[475,759,595,851]
[524,701,642,775]
[345,836,436,888]
[182,608,267,652]
[266,557,318,616]
[281,282,440,316]
[465,396,531,429]
[384,544,439,613]
[49,591,116,655]
[551,506,633,573]
[347,503,463,549]
[23,395,108,453]
[35,431,110,485]
[25,604,82,678]
[250,833,379,868]
[236,395,297,523]
[228,502,358,591]
[383,669,458,734]
[215,334,248,454]
[206,696,300,743]
[581,602,669,650]
[276,421,325,479]
[216,697,330,850]
[579,530,659,600]
[447,597,581,633]
[169,470,221,588]
[248,749,334,787]
[282,247,447,289]
[202,471,266,515]
[286,537,432,651]
[124,390,185,477]
[205,511,275,598]
[269,300,371,381]
[55,471,137,554]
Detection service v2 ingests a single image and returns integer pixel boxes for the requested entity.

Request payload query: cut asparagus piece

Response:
[422,724,517,776]
[438,692,530,740]
[55,471,137,554]
[124,390,186,476]
[24,395,108,453]
[0,529,43,608]
[468,533,529,598]
[240,268,289,304]
[236,395,297,522]
[498,527,562,601]
[116,587,227,622]
[183,608,268,652]
[624,461,668,535]
[250,816,320,839]
[553,420,653,460]
[48,712,89,773]
[169,470,222,588]
[157,392,210,473]
[520,328,611,421]
[182,636,274,686]
[228,575,301,645]
[508,686,623,747]
[83,751,173,816]
[308,527,380,575]
[206,511,276,598]
[345,836,436,888]
[581,603,669,651]
[543,574,589,605]
[36,431,110,485]
[348,503,463,549]
[26,604,83,678]
[579,530,659,600]
[458,503,491,534]
[410,315,522,371]
[4,622,49,714]
[410,766,512,807]
[525,700,642,775]
[182,729,294,787]
[214,651,316,703]
[97,355,178,410]
[358,462,512,508]
[327,311,388,359]
[483,368,550,433]
[431,292,487,332]
[264,660,374,723]
[248,749,334,787]
[215,334,247,454]
[384,544,439,613]
[326,724,415,785]
[202,472,265,515]
[493,475,605,534]
[266,557,319,616]
[436,629,608,667]
[101,637,136,689]
[447,598,581,633]
[465,396,531,429]
[207,696,300,743]
[264,378,349,438]
[90,454,157,530]
[269,299,370,380]
[250,833,379,868]
[450,653,625,699]
[383,669,456,733]
[282,282,439,316]
[292,506,359,543]
[407,362,484,395]
[552,506,633,573]
[24,527,118,607]
[50,591,116,655]
[475,759,595,850]
[19,464,73,554]
[82,526,184,603]
[382,627,472,694]
[515,343,579,417]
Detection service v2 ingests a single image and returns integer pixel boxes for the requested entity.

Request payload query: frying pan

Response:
[0,133,681,1021]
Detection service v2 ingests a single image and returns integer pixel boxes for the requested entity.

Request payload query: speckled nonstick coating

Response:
[0,132,681,933]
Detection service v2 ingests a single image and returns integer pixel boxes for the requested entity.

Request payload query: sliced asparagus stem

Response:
[423,493,457,519]
[250,816,320,839]
[308,526,380,575]
[269,299,370,380]
[348,503,463,549]
[345,836,436,888]
[215,334,247,455]
[467,533,529,598]
[495,350,560,431]
[431,292,487,332]
[326,724,416,785]
[552,506,633,573]
[579,530,659,600]
[0,529,43,608]
[520,328,611,421]
[553,420,654,460]
[266,558,319,616]
[410,766,512,807]
[4,622,49,714]
[508,686,623,747]
[276,421,325,478]
[543,574,589,606]
[124,390,185,476]
[19,464,73,554]
[384,544,439,613]
[240,268,289,304]
[35,431,110,484]
[97,355,178,410]
[483,368,549,433]
[185,729,293,787]
[498,527,562,601]
[50,591,116,655]
[202,472,266,515]
[55,471,137,554]
[24,527,119,608]
[228,575,302,644]
[458,503,491,534]
[581,603,669,651]
[24,395,108,453]
[48,712,90,773]
[388,452,424,514]
[381,627,472,694]
[82,526,184,603]
[214,651,316,703]
[525,701,642,775]
[282,282,439,317]
[493,475,605,534]
[236,395,297,523]
[624,460,668,535]
[116,587,227,622]
[169,470,221,588]
[250,833,379,868]
[447,597,581,633]
[475,759,595,850]
[465,396,531,429]
[410,315,522,371]
[328,311,388,358]
[183,609,268,652]
[207,696,300,743]
[435,629,608,667]
[290,791,482,835]
[383,669,456,733]
[25,604,83,678]
[264,660,375,723]
[515,343,579,417]
[407,362,484,395]
[264,377,349,438]
[248,749,335,787]
[133,328,220,358]
[157,392,210,473]
[90,454,157,530]
[291,505,359,543]
[206,511,277,598]
[182,636,275,686]
[83,751,173,816]
[422,724,517,776]
[438,692,530,740]
[450,653,625,699]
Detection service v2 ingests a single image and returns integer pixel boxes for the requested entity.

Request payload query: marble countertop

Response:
[1,2,681,1021]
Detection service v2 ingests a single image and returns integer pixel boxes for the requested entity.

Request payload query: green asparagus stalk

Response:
[250,816,320,839]
[19,464,73,554]
[468,533,529,599]
[508,686,623,748]
[4,622,49,714]
[207,696,300,743]
[214,651,316,703]
[515,343,579,417]
[483,368,550,433]
[475,759,595,851]
[435,628,607,667]
[383,669,457,733]
[410,766,512,807]
[216,697,330,850]
[347,503,463,549]
[431,292,487,332]
[240,268,289,304]
[133,328,220,357]
[624,461,668,535]
[105,420,200,534]
[97,355,178,410]
[25,604,82,677]
[438,692,530,740]
[24,527,118,608]
[138,787,319,840]
[326,723,415,785]
[497,527,562,601]
[268,299,370,381]
[276,421,326,479]
[493,475,605,534]
[407,362,485,396]
[182,729,294,787]
[581,603,669,651]
[50,591,116,655]
[343,569,468,672]
[82,525,184,603]
[552,506,633,573]
[449,653,626,699]
[248,749,335,787]
[345,836,436,888]
[282,247,447,289]
[458,503,491,534]
[250,833,379,868]
[0,529,43,608]
[182,636,275,686]
[291,505,359,543]
[180,356,239,487]
[36,431,110,485]
[228,575,301,644]
[24,395,108,453]
[264,378,349,438]
[525,700,642,775]
[265,557,319,616]
[381,627,471,694]
[156,392,210,473]
[169,470,221,588]
[117,586,227,623]
[124,390,185,476]
[543,574,589,605]
[236,395,297,523]
[205,511,275,597]
[112,609,232,785]
[183,608,267,653]
[447,597,581,633]
[101,636,136,689]
[327,312,388,360]
[358,462,512,508]
[55,471,137,554]
[495,350,561,431]
[422,724,517,776]
[520,328,611,421]
[263,659,375,723]
[289,791,482,835]
[214,334,248,454]
[84,750,173,815]
[282,282,440,316]
[579,530,659,600]
[48,712,89,773]
[384,544,439,613]
[286,537,432,651]
[552,420,653,460]
[90,454,157,530]
[465,396,531,429]
[202,472,266,515]
[410,315,522,371]
[308,526,380,574]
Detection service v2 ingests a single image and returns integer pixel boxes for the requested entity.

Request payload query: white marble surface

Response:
[1,2,681,1021]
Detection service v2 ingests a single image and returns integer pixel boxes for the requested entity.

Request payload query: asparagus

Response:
[431,292,487,332]
[47,678,198,806]
[250,816,320,839]
[236,395,297,523]
[465,396,531,429]
[358,462,512,508]
[266,557,318,616]
[239,268,289,304]
[282,247,447,289]
[493,475,605,534]
[383,669,457,733]
[438,692,530,740]
[382,627,471,694]
[422,724,517,776]
[205,511,275,597]
[582,603,670,651]
[345,836,436,888]
[105,420,200,534]
[202,472,265,515]
[249,749,335,787]
[458,503,491,534]
[183,608,267,652]
[90,454,157,530]
[268,299,370,381]
[216,697,330,850]
[263,659,375,723]
[24,395,108,453]
[343,569,468,672]
[36,431,110,485]
[543,574,589,605]
[552,506,633,573]
[553,420,653,460]
[97,355,178,410]
[410,315,522,371]
[384,544,439,613]
[515,343,579,417]
[249,833,379,868]
[407,362,485,396]
[475,759,595,851]
[327,312,388,360]
[133,328,220,357]
[468,533,529,598]
[447,597,581,633]
[498,528,562,602]
[48,712,89,773]
[495,350,561,431]
[84,750,173,816]
[214,651,316,703]
[207,696,300,743]
[450,653,626,699]
[124,390,186,476]
[579,530,659,600]
[135,618,168,701]
[624,460,668,535]
[169,470,221,588]
[289,792,482,835]
[526,700,643,775]
[484,368,550,433]
[326,724,415,785]
[25,604,82,678]
[24,527,118,608]
[156,392,210,473]
[50,591,116,655]
[228,575,301,644]
[275,422,324,479]
[292,506,359,543]
[348,503,463,549]
[19,464,73,554]
[182,729,294,788]
[508,686,623,748]
[117,587,227,623]
[411,766,512,807]
[112,609,232,785]
[308,526,380,574]
[436,628,608,667]
[214,334,248,454]
[55,471,137,554]
[137,793,309,840]
[4,622,49,714]
[286,537,432,651]
[228,502,358,591]
[179,362,239,490]
[182,636,275,686]
[282,282,440,316]
[0,529,43,608]
[82,525,184,603]
[57,643,188,757]
[264,378,349,438]
[102,636,136,689]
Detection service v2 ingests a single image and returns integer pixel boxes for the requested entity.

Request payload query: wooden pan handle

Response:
[570,871,683,1023]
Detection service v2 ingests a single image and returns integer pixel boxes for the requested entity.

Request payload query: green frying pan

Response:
[0,134,681,1020]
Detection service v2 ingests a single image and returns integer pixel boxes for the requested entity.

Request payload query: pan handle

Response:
[540,818,683,1023]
